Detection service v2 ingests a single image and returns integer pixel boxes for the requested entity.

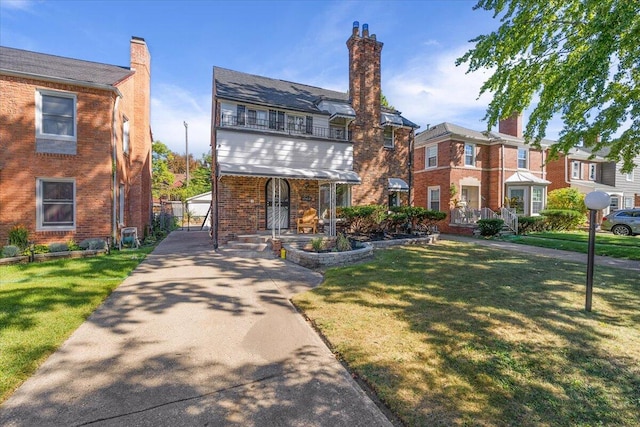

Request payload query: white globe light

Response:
[584,191,611,210]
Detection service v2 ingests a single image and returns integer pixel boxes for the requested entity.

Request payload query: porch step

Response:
[236,234,272,244]
[225,241,269,251]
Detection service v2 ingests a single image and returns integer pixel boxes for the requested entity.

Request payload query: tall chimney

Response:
[499,113,523,138]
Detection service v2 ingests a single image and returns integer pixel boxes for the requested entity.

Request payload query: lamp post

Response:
[184,121,189,187]
[584,191,611,312]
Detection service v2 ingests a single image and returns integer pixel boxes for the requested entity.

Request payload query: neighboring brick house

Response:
[413,115,550,234]
[0,37,152,247]
[211,22,418,246]
[546,149,640,214]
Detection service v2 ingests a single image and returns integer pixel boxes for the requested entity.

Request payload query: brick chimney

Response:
[347,21,383,130]
[499,113,523,138]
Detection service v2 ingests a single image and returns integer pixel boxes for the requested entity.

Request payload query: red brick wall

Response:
[0,38,152,246]
[347,24,411,206]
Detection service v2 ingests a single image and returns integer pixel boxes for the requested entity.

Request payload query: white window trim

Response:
[425,145,438,169]
[36,177,76,231]
[464,143,475,167]
[517,148,528,169]
[35,89,77,142]
[626,171,634,182]
[571,161,581,179]
[428,186,440,211]
[383,126,395,148]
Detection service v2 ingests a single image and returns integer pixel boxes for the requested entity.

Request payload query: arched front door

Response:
[265,179,290,229]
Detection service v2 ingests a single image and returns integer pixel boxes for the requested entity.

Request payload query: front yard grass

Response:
[0,248,153,402]
[292,240,640,426]
[504,231,640,260]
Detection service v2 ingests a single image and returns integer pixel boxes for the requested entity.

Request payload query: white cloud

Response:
[0,0,35,11]
[151,83,211,157]
[384,45,494,131]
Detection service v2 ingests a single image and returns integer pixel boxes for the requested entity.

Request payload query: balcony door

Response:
[266,179,290,229]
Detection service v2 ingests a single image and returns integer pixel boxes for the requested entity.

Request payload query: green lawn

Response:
[0,248,153,402]
[504,231,640,260]
[293,241,640,426]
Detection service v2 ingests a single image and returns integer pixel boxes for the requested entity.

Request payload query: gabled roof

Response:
[214,67,348,115]
[415,122,555,147]
[0,46,133,87]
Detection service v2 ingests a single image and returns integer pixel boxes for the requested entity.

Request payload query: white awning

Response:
[388,178,409,192]
[318,100,356,118]
[218,162,361,183]
[381,112,404,127]
[505,171,551,185]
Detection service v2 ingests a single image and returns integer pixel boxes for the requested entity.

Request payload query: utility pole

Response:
[184,121,189,186]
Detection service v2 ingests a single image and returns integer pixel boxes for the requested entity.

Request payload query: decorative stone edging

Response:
[283,233,439,269]
[0,249,108,266]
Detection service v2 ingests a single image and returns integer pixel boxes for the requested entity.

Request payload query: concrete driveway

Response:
[0,231,392,426]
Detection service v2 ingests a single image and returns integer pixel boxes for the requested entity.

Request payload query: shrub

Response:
[48,242,69,253]
[67,239,81,251]
[310,238,324,252]
[79,238,108,250]
[547,188,587,214]
[33,244,49,254]
[477,218,505,237]
[340,205,382,234]
[2,245,21,258]
[336,233,352,252]
[540,209,586,231]
[518,216,548,234]
[8,225,29,250]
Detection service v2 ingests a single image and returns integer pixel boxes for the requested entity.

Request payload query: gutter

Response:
[0,70,124,97]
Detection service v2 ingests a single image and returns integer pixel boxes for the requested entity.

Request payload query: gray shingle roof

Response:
[0,46,133,87]
[416,122,491,146]
[214,67,348,114]
[213,66,419,128]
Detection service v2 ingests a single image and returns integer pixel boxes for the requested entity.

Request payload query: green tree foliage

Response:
[546,188,587,214]
[380,93,395,110]
[457,0,640,171]
[152,141,176,200]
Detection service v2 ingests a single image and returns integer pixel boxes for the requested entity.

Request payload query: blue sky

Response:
[0,0,563,157]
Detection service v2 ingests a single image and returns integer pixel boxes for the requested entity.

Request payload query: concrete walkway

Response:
[0,231,392,426]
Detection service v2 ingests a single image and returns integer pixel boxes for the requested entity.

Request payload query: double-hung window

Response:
[517,148,528,169]
[428,186,440,211]
[426,145,438,168]
[464,143,475,166]
[571,161,581,179]
[36,90,77,141]
[383,126,394,148]
[37,178,75,230]
[123,117,130,154]
[247,109,267,127]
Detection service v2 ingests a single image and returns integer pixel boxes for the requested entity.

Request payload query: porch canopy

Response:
[218,162,361,183]
[388,177,409,192]
[505,171,551,185]
[218,162,360,238]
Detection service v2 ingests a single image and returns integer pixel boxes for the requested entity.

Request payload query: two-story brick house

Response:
[211,22,418,246]
[413,115,550,234]
[0,37,152,246]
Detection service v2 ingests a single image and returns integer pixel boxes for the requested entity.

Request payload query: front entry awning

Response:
[505,171,551,185]
[218,162,361,184]
[388,177,409,192]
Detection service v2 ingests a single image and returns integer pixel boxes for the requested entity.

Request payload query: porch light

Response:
[584,191,610,312]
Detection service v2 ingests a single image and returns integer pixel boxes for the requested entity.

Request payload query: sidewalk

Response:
[440,234,640,272]
[0,231,392,426]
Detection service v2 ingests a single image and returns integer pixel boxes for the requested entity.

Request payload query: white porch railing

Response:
[450,207,518,233]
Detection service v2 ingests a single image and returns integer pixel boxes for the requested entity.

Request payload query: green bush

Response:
[477,218,505,237]
[310,237,323,252]
[518,216,548,234]
[547,188,587,214]
[540,209,586,231]
[341,205,447,235]
[2,245,21,258]
[67,239,81,251]
[8,225,29,250]
[48,242,69,253]
[79,238,108,250]
[33,244,49,254]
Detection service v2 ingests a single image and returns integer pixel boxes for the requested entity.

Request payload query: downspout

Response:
[500,144,505,208]
[408,128,415,206]
[211,70,219,249]
[112,94,121,246]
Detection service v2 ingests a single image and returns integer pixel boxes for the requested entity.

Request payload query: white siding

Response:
[217,129,353,171]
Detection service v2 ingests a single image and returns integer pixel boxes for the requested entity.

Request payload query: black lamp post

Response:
[584,191,610,312]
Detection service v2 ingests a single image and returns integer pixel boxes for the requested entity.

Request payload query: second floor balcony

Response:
[220,114,350,142]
